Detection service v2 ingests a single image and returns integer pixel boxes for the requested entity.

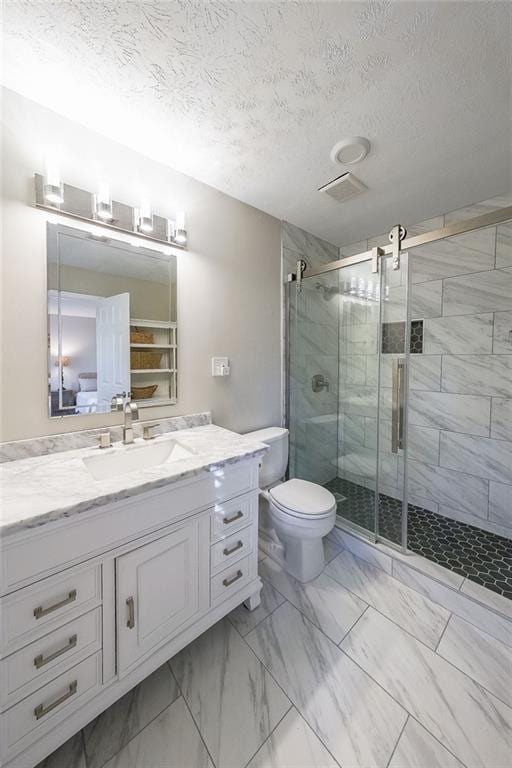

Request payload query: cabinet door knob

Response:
[126,596,135,629]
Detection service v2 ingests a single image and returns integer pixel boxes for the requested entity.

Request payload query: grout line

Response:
[80,728,89,768]
[434,611,452,652]
[327,569,448,654]
[337,604,370,647]
[391,550,512,622]
[409,716,470,768]
[88,692,182,768]
[246,564,501,766]
[434,627,512,711]
[240,607,347,766]
[384,713,409,768]
[167,663,218,768]
[239,708,293,768]
[85,664,184,768]
[227,581,287,639]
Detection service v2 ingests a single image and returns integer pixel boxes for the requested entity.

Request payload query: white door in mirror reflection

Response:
[96,293,130,410]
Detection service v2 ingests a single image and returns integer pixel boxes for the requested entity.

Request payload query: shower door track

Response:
[300,204,512,279]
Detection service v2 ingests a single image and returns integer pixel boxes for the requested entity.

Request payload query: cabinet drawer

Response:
[210,495,255,543]
[1,607,102,710]
[2,652,102,758]
[211,556,252,606]
[1,564,102,655]
[210,526,254,575]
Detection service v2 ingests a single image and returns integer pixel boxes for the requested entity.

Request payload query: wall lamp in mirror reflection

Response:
[35,173,187,250]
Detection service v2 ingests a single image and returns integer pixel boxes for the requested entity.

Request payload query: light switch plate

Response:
[211,357,230,376]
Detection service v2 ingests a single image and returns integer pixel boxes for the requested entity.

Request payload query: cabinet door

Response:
[116,520,205,674]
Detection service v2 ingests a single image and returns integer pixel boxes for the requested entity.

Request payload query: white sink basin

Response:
[83,439,195,481]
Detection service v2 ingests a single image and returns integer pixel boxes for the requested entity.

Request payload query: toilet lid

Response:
[269,479,336,517]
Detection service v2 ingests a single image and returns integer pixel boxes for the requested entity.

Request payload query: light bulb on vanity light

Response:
[173,210,187,245]
[95,182,113,221]
[138,199,153,233]
[43,159,64,205]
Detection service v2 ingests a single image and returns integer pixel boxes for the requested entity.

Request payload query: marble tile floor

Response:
[38,541,512,768]
[325,477,512,600]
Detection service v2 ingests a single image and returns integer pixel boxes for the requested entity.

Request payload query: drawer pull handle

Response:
[34,680,77,720]
[223,510,243,525]
[33,589,77,619]
[126,596,135,629]
[223,540,243,556]
[223,570,243,588]
[34,634,77,669]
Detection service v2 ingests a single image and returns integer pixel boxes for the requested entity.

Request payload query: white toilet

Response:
[246,427,337,582]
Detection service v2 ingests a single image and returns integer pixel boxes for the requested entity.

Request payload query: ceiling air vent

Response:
[318,172,366,203]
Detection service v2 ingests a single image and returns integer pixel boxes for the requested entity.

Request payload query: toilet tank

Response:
[245,427,289,488]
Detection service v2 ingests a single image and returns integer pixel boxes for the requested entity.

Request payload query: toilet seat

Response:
[269,479,336,520]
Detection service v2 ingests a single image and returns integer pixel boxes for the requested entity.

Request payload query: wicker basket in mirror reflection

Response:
[130,329,154,344]
[130,350,163,369]
[131,384,158,400]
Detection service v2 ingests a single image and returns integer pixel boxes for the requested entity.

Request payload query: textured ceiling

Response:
[3,1,511,245]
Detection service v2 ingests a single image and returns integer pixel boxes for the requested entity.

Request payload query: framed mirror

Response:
[47,222,177,418]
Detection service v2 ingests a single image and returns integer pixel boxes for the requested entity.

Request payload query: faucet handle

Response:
[98,432,111,449]
[111,394,124,412]
[143,423,160,440]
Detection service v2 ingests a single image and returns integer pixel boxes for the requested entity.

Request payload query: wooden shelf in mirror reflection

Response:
[131,369,176,374]
[129,320,177,405]
[129,343,176,349]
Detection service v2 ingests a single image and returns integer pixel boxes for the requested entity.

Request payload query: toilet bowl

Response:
[245,427,336,582]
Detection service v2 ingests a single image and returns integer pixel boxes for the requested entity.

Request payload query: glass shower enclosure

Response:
[288,239,410,549]
[287,205,512,563]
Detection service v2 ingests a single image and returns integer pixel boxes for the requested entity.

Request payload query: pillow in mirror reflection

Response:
[78,377,97,392]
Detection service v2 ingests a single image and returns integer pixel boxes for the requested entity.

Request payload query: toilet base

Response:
[280,534,326,582]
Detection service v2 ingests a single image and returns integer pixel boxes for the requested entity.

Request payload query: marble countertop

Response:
[0,425,268,537]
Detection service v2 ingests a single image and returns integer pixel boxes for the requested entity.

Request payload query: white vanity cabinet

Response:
[0,457,262,768]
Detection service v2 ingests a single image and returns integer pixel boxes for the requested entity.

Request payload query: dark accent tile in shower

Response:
[324,476,512,601]
[381,321,405,354]
[381,320,423,354]
[410,320,424,354]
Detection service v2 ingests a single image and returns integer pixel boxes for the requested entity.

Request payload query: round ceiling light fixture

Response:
[330,136,371,165]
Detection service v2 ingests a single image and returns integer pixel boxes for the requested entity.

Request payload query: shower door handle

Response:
[391,358,405,453]
[312,374,329,393]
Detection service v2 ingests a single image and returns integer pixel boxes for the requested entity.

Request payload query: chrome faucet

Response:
[123,399,139,445]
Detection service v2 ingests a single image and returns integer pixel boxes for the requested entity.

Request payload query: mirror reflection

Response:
[47,223,177,418]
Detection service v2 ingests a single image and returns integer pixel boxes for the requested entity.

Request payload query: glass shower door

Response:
[288,248,410,549]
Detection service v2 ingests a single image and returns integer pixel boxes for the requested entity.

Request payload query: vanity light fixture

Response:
[94,182,113,221]
[34,173,187,249]
[43,160,64,205]
[138,199,153,233]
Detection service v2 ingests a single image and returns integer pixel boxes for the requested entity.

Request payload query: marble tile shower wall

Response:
[338,194,512,539]
[282,222,339,484]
